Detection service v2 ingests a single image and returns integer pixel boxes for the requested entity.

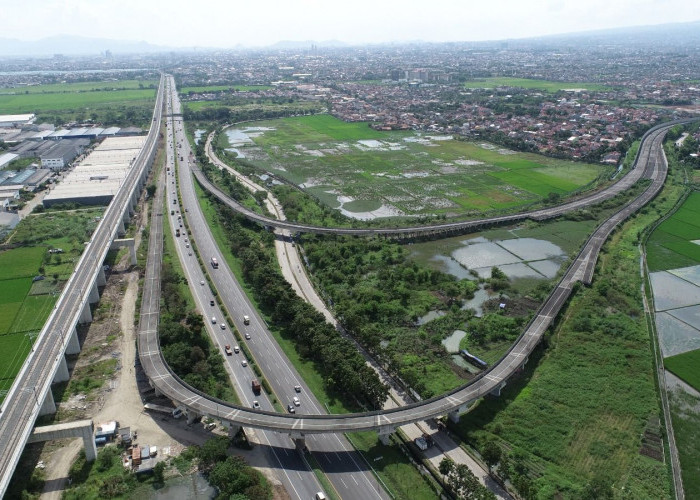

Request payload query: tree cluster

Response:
[438,457,496,500]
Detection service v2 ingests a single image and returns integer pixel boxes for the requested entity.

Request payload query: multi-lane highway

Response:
[0,75,166,496]
[139,85,328,500]
[162,75,389,499]
[136,79,694,437]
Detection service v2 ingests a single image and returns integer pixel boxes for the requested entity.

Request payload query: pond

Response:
[442,330,466,353]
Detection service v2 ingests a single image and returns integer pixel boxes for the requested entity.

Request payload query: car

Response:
[294,385,302,393]
[210,299,215,306]
[200,280,205,285]
[241,359,248,367]
[293,396,300,406]
[233,345,240,353]
[252,401,260,409]
[224,345,232,355]
[220,323,226,330]
[245,333,251,340]
[188,252,192,256]
[243,315,250,325]
[211,316,217,324]
[287,404,296,414]
[185,208,188,212]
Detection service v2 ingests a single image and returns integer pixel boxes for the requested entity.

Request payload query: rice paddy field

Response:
[0,88,156,114]
[462,77,612,92]
[646,192,700,272]
[0,209,103,401]
[223,115,605,219]
[0,80,157,95]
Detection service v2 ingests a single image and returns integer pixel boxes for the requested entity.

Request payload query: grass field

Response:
[10,296,56,333]
[226,114,604,217]
[665,349,700,392]
[0,80,157,95]
[647,192,700,271]
[0,88,156,114]
[669,387,700,499]
[0,331,34,396]
[463,77,612,92]
[181,85,272,93]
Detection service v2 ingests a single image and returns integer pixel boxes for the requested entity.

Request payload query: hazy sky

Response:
[6,0,700,47]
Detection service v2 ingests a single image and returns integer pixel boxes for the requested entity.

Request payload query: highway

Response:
[0,75,166,496]
[136,78,694,439]
[139,86,326,500]
[163,76,389,499]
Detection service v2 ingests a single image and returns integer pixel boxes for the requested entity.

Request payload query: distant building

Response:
[0,114,36,128]
[0,152,19,169]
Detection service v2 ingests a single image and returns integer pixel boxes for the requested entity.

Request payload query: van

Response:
[211,317,216,324]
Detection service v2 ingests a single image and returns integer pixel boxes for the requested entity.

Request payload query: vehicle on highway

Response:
[211,316,216,324]
[211,257,219,269]
[293,396,300,406]
[200,280,205,285]
[233,345,239,353]
[315,492,327,500]
[252,400,260,409]
[252,379,261,394]
[242,359,248,367]
[287,404,295,414]
[245,332,251,340]
[210,299,215,306]
[294,385,301,393]
[224,345,232,356]
[243,315,250,325]
[220,323,226,330]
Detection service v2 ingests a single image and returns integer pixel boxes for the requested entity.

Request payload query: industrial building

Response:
[40,140,87,170]
[0,152,19,169]
[0,114,36,128]
[43,136,146,208]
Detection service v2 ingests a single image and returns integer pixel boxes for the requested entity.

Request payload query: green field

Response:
[463,77,612,92]
[646,192,700,271]
[0,88,156,114]
[0,331,34,397]
[665,349,700,392]
[224,114,604,217]
[181,85,272,93]
[0,247,46,280]
[10,295,56,333]
[0,79,157,95]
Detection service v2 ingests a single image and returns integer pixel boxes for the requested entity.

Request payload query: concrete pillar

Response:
[96,267,106,287]
[448,403,469,424]
[153,386,162,397]
[227,424,242,439]
[129,245,137,266]
[53,356,69,384]
[186,410,199,425]
[82,427,98,462]
[117,221,125,237]
[39,388,56,416]
[79,301,92,324]
[290,432,306,451]
[489,381,506,398]
[66,328,81,355]
[377,427,394,445]
[88,281,100,304]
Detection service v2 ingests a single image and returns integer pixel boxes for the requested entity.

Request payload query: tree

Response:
[153,461,165,484]
[439,457,455,479]
[197,436,228,470]
[481,440,501,472]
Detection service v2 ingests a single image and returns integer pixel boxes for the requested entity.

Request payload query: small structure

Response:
[95,421,118,442]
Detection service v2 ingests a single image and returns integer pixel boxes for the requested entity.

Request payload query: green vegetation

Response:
[665,349,700,392]
[0,79,157,95]
[669,387,700,499]
[225,114,604,218]
[56,359,119,400]
[0,89,155,113]
[646,191,700,271]
[463,77,612,92]
[348,432,440,500]
[447,154,691,499]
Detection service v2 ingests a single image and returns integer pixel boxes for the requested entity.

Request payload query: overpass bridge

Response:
[138,113,692,442]
[0,75,166,496]
[198,119,694,238]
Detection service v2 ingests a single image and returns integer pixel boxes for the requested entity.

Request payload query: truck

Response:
[210,257,219,269]
[251,379,261,395]
[131,446,142,466]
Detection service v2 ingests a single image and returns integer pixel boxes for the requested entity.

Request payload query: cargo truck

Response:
[251,379,261,395]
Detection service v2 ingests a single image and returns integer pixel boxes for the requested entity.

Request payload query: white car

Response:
[293,396,300,407]
[245,332,251,340]
[241,360,248,367]
[200,280,205,286]
[252,401,260,409]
